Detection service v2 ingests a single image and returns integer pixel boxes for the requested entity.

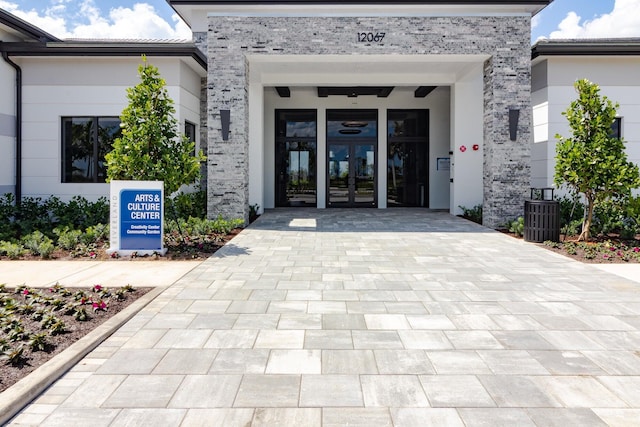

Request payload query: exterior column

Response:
[482,21,532,228]
[206,19,250,223]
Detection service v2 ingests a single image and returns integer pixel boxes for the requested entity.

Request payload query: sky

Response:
[1,0,640,42]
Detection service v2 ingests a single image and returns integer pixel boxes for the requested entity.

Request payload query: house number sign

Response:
[358,32,386,43]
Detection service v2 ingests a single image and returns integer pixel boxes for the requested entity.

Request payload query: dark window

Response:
[611,117,622,139]
[185,121,196,144]
[275,110,317,207]
[62,117,121,183]
[387,109,429,207]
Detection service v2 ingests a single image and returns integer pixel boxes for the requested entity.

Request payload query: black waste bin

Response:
[524,188,560,243]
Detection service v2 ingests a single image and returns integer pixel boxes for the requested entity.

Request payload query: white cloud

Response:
[549,0,640,39]
[0,0,191,40]
[531,14,541,30]
[0,0,70,37]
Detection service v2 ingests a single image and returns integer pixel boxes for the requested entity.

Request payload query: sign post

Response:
[107,180,167,256]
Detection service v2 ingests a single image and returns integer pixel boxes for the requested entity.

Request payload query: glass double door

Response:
[327,110,377,207]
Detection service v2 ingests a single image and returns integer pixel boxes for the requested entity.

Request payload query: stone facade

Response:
[201,15,532,227]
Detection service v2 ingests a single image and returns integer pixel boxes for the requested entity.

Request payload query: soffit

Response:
[248,54,486,86]
[169,0,552,31]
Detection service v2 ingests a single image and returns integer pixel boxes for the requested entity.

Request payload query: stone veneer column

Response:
[203,15,532,227]
[482,17,532,228]
[194,32,209,197]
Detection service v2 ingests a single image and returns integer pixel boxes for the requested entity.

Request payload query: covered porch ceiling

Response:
[248,54,490,89]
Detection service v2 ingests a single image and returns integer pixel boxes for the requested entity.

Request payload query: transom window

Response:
[61,117,121,183]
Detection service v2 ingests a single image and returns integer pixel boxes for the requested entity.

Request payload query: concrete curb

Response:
[0,285,167,425]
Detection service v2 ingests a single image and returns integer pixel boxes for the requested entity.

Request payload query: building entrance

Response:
[327,110,377,207]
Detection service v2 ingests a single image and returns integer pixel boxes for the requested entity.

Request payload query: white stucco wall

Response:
[532,56,640,191]
[0,27,20,195]
[14,56,203,201]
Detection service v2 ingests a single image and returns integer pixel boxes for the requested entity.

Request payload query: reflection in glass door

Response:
[327,110,377,207]
[387,109,429,207]
[275,110,317,207]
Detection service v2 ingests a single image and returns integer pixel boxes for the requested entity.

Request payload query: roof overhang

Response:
[0,8,60,42]
[0,41,207,74]
[169,0,552,31]
[532,39,640,65]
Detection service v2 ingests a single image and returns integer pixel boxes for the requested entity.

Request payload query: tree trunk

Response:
[579,195,594,241]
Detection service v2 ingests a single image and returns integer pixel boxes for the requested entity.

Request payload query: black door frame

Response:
[326,109,378,208]
[275,109,318,207]
[387,109,430,207]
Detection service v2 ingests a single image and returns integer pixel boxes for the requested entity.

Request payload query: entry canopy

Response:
[170,0,553,30]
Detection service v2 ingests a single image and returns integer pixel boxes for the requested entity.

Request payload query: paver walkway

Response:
[8,209,640,426]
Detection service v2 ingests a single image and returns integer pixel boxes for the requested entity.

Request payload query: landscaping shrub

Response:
[165,188,207,220]
[21,231,55,259]
[0,241,24,259]
[459,204,482,224]
[0,194,108,242]
[507,217,524,237]
[53,227,83,250]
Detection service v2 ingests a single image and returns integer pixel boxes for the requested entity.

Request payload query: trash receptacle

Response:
[524,188,560,243]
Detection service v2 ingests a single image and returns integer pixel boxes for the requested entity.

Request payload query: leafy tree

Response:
[105,56,205,197]
[554,79,640,241]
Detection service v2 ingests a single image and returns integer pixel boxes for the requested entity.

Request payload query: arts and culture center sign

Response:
[108,180,167,255]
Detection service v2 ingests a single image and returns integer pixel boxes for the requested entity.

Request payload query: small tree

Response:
[105,56,205,197]
[554,79,640,241]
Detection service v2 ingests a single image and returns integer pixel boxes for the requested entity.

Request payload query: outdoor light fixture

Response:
[509,108,520,141]
[220,109,230,141]
[341,121,368,128]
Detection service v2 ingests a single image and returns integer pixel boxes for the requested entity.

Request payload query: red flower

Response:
[22,289,29,295]
[92,300,107,311]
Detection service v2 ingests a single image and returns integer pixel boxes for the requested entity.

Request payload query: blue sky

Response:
[1,0,639,41]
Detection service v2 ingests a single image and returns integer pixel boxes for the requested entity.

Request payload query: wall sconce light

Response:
[220,109,230,141]
[509,108,520,141]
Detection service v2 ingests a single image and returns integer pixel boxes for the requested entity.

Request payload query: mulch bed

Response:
[0,287,150,393]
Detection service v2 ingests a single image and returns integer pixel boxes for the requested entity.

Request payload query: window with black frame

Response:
[61,117,121,183]
[387,109,429,207]
[275,110,317,207]
[611,117,622,139]
[185,121,196,145]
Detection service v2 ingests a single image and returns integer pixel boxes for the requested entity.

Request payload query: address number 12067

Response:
[358,32,386,43]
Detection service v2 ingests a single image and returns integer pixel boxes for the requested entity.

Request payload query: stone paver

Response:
[7,209,640,426]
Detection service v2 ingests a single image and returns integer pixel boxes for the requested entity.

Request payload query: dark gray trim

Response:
[170,0,551,5]
[318,86,394,98]
[0,113,15,137]
[1,51,21,204]
[0,42,207,70]
[415,86,437,98]
[532,39,640,59]
[275,87,291,97]
[0,9,59,42]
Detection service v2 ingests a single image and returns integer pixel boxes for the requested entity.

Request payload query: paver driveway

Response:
[9,209,640,426]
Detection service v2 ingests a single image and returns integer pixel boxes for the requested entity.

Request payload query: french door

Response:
[327,110,377,207]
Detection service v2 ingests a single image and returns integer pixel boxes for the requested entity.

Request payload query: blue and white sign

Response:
[108,180,166,255]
